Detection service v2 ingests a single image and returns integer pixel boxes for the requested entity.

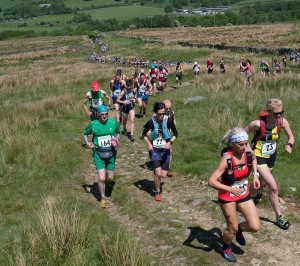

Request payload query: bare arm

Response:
[102,91,111,106]
[208,157,232,192]
[83,94,92,116]
[282,118,294,153]
[244,120,260,134]
[116,91,126,104]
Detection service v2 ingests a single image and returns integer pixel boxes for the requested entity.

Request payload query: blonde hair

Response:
[220,127,248,146]
[263,98,283,112]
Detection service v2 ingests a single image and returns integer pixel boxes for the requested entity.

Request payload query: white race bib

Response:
[153,137,166,149]
[98,135,112,148]
[92,98,103,108]
[230,179,248,197]
[262,141,276,156]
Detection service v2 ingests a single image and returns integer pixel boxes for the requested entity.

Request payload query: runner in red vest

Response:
[157,65,168,92]
[209,127,260,262]
[149,64,159,95]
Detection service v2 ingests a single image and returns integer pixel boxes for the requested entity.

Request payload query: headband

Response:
[230,132,249,143]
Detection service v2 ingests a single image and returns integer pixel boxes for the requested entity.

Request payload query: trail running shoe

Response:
[253,191,263,205]
[100,199,107,208]
[236,230,246,246]
[223,249,236,262]
[130,135,135,142]
[122,129,127,135]
[167,170,173,177]
[276,215,290,230]
[155,193,162,201]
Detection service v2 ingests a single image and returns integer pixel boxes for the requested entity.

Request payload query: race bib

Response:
[98,135,112,148]
[139,85,146,93]
[91,98,103,108]
[153,137,166,149]
[230,179,248,197]
[113,89,121,97]
[262,141,276,156]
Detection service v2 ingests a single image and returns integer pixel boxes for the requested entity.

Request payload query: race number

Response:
[262,141,276,156]
[230,179,248,197]
[153,137,166,149]
[98,135,112,148]
[92,98,103,108]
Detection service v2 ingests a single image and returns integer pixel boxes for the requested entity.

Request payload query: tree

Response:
[164,4,173,13]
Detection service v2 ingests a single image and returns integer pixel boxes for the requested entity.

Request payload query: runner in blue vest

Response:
[141,102,178,201]
[110,74,125,124]
[83,81,111,121]
[117,79,136,142]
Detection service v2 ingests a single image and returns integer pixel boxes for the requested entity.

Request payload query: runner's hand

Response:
[147,143,153,151]
[87,142,94,149]
[253,176,260,189]
[230,187,244,196]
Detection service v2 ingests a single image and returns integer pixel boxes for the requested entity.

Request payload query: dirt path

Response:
[82,103,300,265]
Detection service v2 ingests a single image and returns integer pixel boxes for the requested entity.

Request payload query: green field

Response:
[0,5,164,33]
[79,5,164,20]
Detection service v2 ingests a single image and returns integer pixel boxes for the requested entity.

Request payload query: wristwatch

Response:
[253,172,259,177]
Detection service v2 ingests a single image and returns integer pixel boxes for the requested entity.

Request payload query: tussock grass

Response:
[98,229,151,266]
[9,197,90,266]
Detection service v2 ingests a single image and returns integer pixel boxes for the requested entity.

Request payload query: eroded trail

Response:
[82,108,300,266]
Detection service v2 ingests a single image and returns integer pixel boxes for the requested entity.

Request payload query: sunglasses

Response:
[100,113,108,116]
[271,110,284,116]
[157,112,165,116]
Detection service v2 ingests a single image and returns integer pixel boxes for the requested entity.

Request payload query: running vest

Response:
[122,88,135,107]
[151,116,171,143]
[112,81,122,99]
[137,81,148,95]
[90,90,104,110]
[165,110,175,121]
[221,147,253,186]
[158,70,167,81]
[251,112,282,157]
[150,69,158,80]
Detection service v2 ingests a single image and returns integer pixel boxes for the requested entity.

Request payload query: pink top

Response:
[245,62,251,74]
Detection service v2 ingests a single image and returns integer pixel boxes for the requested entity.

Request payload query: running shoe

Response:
[100,199,107,208]
[122,129,127,135]
[155,193,162,201]
[130,135,135,142]
[236,230,246,246]
[276,215,290,230]
[223,249,236,262]
[167,170,173,177]
[253,191,263,205]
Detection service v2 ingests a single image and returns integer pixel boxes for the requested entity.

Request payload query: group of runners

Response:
[82,65,295,262]
[208,98,294,262]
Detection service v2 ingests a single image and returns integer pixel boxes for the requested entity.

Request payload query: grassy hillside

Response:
[0,28,299,264]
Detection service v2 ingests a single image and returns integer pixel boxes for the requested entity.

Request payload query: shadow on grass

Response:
[82,181,116,202]
[259,216,277,226]
[183,226,244,256]
[133,179,164,197]
[139,160,154,171]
